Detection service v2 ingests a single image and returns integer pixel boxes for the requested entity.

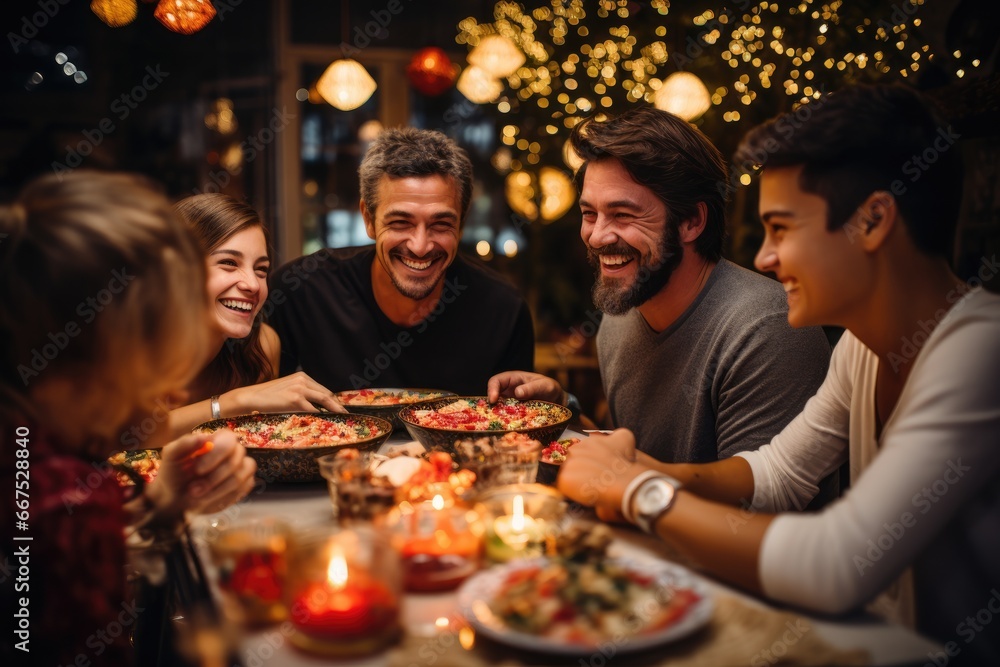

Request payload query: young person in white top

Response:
[557,84,1000,664]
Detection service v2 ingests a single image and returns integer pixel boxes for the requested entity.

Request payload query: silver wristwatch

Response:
[630,475,682,533]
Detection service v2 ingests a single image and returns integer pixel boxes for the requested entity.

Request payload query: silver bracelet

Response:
[210,395,222,420]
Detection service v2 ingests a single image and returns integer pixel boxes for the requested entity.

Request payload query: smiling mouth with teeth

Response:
[398,256,435,271]
[600,254,636,267]
[221,299,254,313]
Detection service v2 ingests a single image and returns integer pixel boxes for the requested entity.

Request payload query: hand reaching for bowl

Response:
[487,370,565,405]
[223,371,346,415]
[169,371,347,437]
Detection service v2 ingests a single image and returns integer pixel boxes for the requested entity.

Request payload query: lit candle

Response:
[487,494,544,562]
[399,494,481,592]
[293,546,397,639]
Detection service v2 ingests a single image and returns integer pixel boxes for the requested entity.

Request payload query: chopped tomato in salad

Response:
[108,449,161,486]
[540,438,581,464]
[491,559,701,644]
[337,389,447,406]
[200,414,380,448]
[410,398,565,431]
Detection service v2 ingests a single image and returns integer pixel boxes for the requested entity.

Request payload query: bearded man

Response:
[489,106,830,464]
[268,128,534,395]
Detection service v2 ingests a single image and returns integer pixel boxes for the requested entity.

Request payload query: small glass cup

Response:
[285,526,402,657]
[456,434,541,490]
[476,438,542,489]
[208,517,289,626]
[475,483,567,563]
[317,452,396,523]
[381,494,484,593]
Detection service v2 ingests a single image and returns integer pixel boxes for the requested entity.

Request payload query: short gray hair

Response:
[358,127,473,223]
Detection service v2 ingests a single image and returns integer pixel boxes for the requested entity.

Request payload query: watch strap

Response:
[621,470,664,523]
[632,475,682,534]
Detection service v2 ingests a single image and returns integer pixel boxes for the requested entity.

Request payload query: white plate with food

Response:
[456,556,714,656]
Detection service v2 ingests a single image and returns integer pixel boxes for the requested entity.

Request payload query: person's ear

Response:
[360,200,376,240]
[858,191,896,251]
[678,201,709,244]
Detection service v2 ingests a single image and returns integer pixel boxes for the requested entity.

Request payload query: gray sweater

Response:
[597,259,831,463]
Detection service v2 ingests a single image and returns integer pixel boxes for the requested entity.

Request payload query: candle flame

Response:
[511,494,525,532]
[327,547,348,589]
[432,494,445,511]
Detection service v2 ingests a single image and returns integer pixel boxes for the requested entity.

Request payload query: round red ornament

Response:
[407,47,458,96]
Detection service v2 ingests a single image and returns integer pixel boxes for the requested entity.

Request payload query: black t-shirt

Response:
[266,246,534,395]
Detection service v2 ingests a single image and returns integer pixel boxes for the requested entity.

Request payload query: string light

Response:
[459,0,937,191]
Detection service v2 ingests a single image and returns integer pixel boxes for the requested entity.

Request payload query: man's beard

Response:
[587,223,683,315]
[386,250,447,300]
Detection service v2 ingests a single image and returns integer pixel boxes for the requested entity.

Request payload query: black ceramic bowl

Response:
[193,412,392,483]
[334,388,455,430]
[397,396,570,455]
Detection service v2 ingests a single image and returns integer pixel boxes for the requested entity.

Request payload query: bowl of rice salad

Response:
[334,388,455,429]
[398,397,570,454]
[193,412,392,483]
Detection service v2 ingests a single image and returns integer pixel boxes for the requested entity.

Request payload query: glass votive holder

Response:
[475,483,567,563]
[381,493,484,593]
[317,452,396,524]
[285,526,402,657]
[208,517,289,627]
[456,433,541,490]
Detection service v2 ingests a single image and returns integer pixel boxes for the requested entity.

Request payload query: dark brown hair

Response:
[174,193,273,393]
[570,105,729,261]
[733,84,963,258]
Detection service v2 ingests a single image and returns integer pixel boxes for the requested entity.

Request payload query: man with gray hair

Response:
[268,127,534,394]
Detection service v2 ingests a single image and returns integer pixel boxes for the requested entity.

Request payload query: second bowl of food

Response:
[398,397,570,454]
[334,388,455,429]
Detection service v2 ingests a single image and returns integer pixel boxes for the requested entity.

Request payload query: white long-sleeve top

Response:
[735,288,1000,659]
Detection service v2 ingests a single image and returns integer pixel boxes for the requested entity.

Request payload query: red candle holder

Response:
[208,518,289,626]
[382,492,484,593]
[285,527,401,657]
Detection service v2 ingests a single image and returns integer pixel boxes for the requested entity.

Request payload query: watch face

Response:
[637,480,674,514]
